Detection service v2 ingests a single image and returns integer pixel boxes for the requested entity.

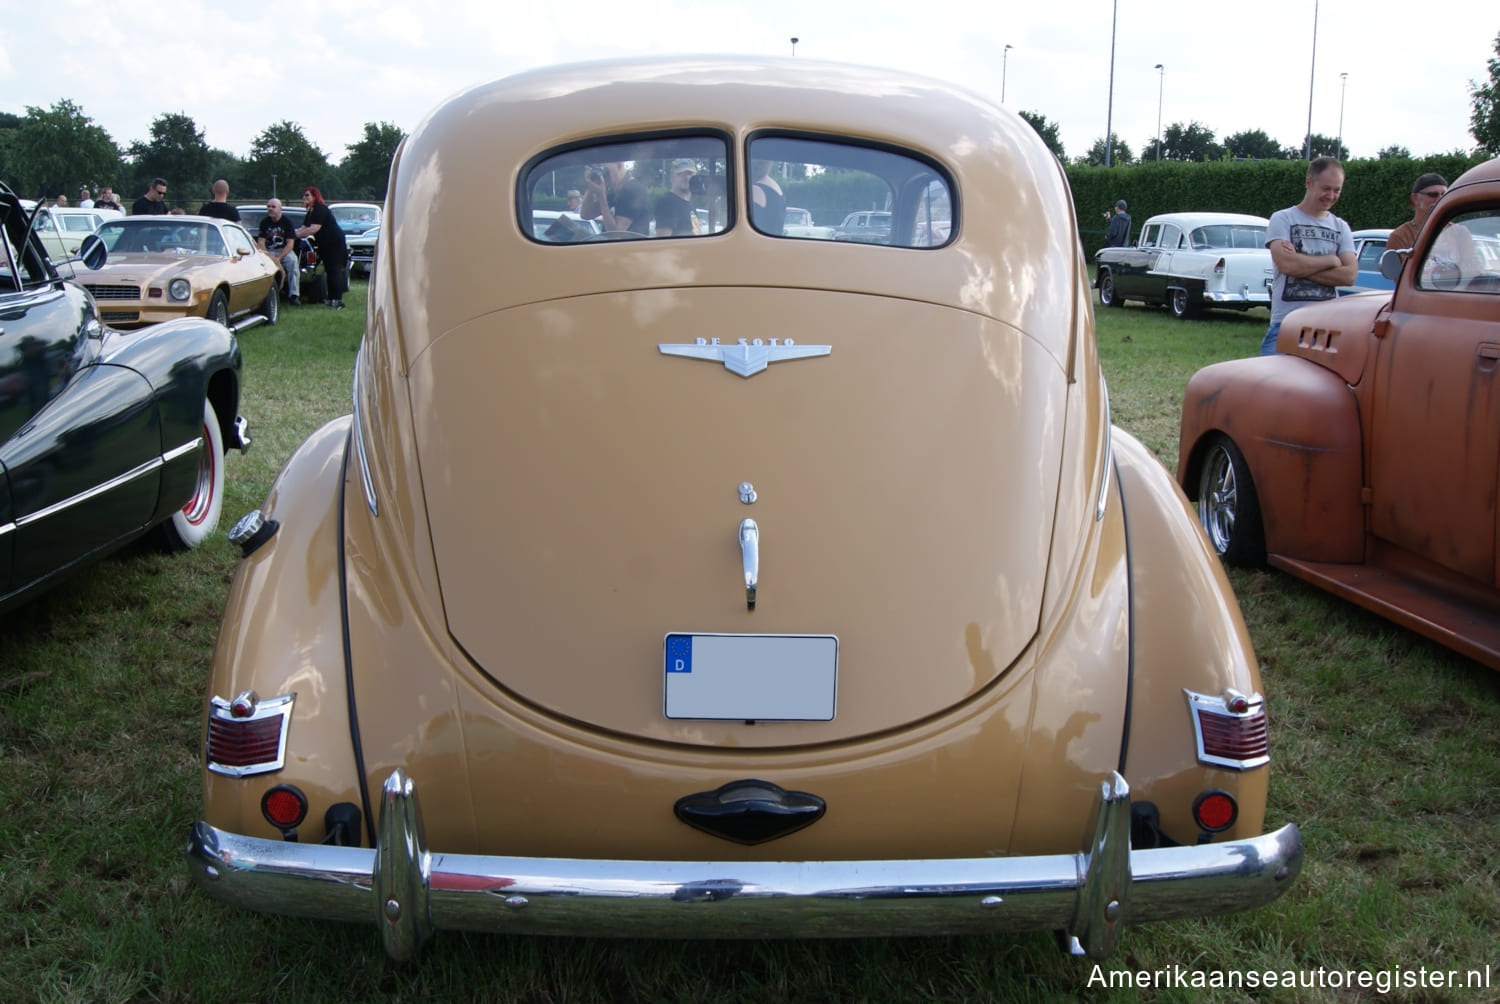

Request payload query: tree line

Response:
[0,101,404,209]
[1021,30,1500,167]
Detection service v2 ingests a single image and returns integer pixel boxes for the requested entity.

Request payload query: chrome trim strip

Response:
[0,521,15,538]
[15,457,161,527]
[1097,386,1112,522]
[187,769,1301,961]
[162,437,205,465]
[351,357,379,516]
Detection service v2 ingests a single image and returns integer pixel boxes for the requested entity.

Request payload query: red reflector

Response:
[207,715,284,766]
[262,786,308,828]
[1196,707,1268,760]
[1193,790,1238,831]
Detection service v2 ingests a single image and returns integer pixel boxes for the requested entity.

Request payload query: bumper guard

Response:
[187,769,1301,960]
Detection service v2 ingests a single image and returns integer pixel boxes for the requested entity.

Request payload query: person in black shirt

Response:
[95,187,123,212]
[296,186,349,309]
[198,179,241,221]
[257,198,302,304]
[132,178,169,215]
[654,159,702,237]
[1103,199,1131,247]
[580,161,650,235]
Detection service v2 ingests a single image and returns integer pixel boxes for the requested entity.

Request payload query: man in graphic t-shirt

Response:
[1260,156,1356,355]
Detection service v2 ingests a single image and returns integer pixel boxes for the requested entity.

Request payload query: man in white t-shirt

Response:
[1260,156,1356,355]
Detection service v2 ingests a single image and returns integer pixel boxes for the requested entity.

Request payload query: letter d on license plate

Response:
[664,633,837,720]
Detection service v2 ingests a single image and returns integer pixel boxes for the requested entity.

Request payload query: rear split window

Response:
[523,134,731,243]
[746,134,955,248]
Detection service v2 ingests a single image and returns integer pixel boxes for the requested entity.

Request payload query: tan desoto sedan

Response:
[188,58,1301,960]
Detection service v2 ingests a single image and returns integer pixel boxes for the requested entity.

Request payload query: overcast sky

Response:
[3,0,1494,177]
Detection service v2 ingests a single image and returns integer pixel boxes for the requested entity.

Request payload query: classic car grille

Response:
[85,283,142,301]
[101,311,141,323]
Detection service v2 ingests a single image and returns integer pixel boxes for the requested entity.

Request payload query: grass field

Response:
[1,284,1497,1003]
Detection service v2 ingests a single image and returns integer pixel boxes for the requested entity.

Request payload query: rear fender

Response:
[1113,429,1268,843]
[202,417,362,842]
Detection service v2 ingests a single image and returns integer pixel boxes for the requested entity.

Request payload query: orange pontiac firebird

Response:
[187,57,1301,960]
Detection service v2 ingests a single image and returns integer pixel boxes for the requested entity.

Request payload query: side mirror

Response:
[78,233,107,270]
[1378,247,1407,282]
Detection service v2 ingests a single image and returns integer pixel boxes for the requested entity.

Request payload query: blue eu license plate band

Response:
[663,633,838,721]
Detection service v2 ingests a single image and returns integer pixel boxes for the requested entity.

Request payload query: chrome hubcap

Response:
[1198,447,1236,554]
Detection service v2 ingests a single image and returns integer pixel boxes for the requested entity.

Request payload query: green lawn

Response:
[1,285,1496,1003]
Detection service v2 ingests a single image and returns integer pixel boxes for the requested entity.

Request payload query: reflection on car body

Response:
[188,57,1301,961]
[1179,156,1500,670]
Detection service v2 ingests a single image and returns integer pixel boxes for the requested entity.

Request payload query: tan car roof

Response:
[386,57,1081,370]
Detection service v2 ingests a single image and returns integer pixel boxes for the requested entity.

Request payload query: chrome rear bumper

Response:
[187,769,1301,961]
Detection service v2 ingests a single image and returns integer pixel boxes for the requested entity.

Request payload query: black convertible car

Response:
[0,181,247,615]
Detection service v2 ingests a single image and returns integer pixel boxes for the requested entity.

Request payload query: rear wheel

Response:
[207,289,230,327]
[157,399,225,552]
[1098,269,1124,307]
[1170,287,1201,320]
[1195,434,1264,566]
[259,283,279,325]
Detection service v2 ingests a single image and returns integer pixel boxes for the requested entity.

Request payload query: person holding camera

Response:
[580,161,650,235]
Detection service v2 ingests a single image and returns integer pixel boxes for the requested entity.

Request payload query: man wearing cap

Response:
[1387,173,1448,254]
[1103,199,1131,247]
[654,159,702,236]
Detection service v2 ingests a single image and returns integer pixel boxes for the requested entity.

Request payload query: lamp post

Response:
[790,37,798,56]
[1002,44,1013,103]
[1337,71,1348,158]
[1154,64,1164,160]
[1304,0,1318,160]
[1105,0,1117,166]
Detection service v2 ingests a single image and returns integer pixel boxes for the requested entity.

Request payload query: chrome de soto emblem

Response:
[658,337,831,378]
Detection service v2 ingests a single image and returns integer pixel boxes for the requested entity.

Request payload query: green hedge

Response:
[1068,155,1491,258]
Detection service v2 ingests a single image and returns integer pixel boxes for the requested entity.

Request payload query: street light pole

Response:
[1337,71,1348,158]
[1154,64,1164,160]
[790,37,798,56]
[1304,0,1318,160]
[1002,44,1013,103]
[1105,0,1117,166]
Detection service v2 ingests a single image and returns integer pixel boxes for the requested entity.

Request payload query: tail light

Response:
[206,691,295,776]
[261,784,309,840]
[1185,688,1269,769]
[1193,789,1238,832]
[1213,257,1226,275]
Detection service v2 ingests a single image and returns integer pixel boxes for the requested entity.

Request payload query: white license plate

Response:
[663,633,838,721]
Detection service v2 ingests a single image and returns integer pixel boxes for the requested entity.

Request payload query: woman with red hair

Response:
[295,185,350,309]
